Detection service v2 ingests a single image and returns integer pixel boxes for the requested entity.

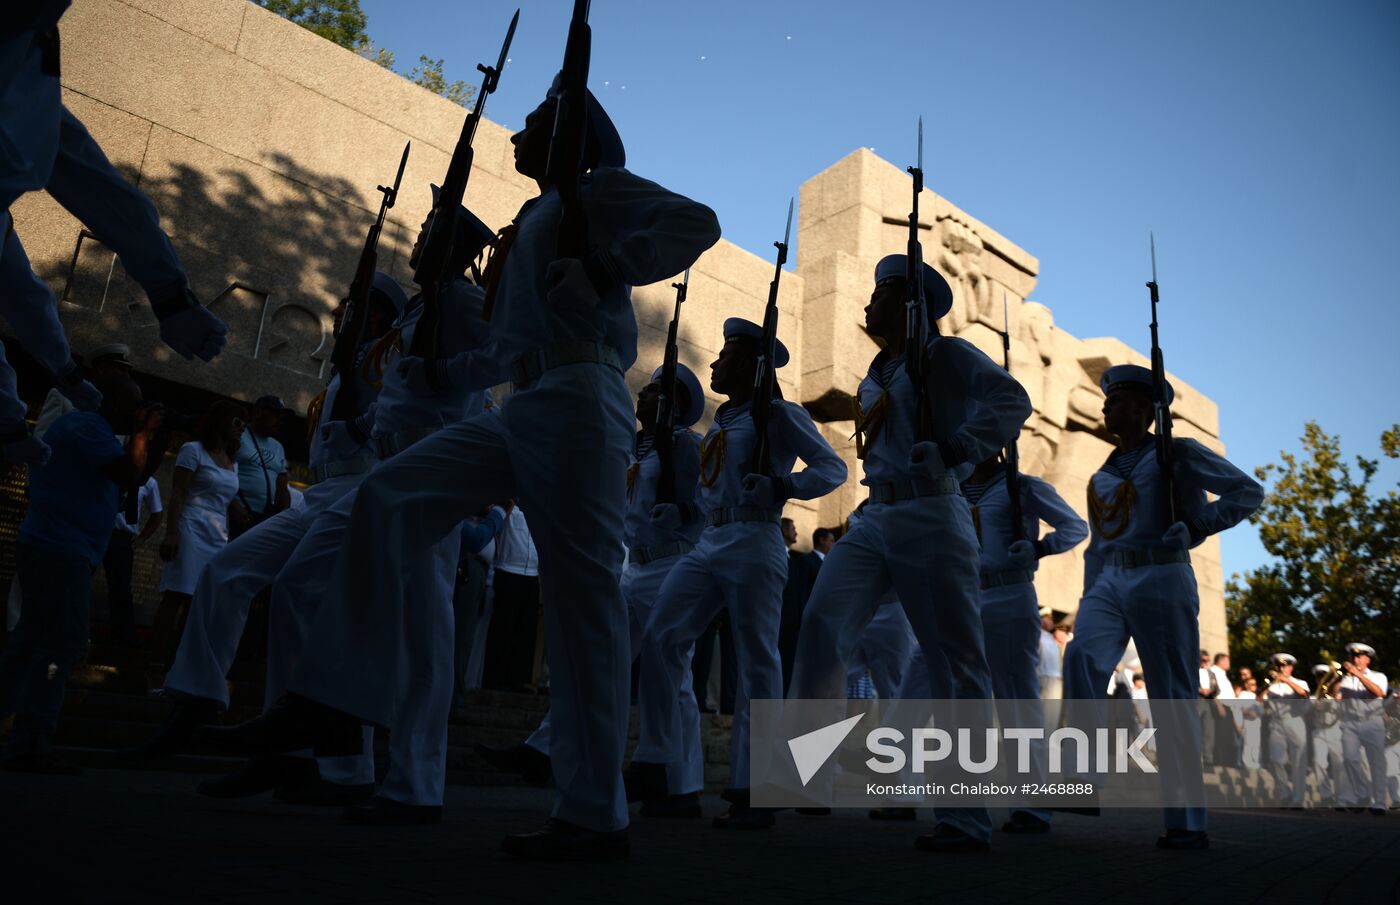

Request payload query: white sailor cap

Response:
[370,272,410,317]
[723,317,790,368]
[546,74,626,168]
[1099,364,1174,405]
[1346,642,1376,657]
[428,185,496,260]
[650,362,705,427]
[874,254,954,319]
[1311,664,1333,676]
[1270,653,1297,666]
[87,343,132,367]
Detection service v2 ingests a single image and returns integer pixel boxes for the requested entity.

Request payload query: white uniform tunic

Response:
[638,399,847,793]
[292,170,721,831]
[1338,669,1389,808]
[1062,435,1262,833]
[788,339,1029,841]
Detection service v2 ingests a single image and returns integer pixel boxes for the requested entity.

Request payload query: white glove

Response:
[908,441,947,480]
[154,288,228,361]
[545,258,601,310]
[650,503,683,531]
[1007,539,1037,569]
[397,356,448,398]
[55,360,102,411]
[1162,521,1192,550]
[319,420,365,459]
[2,428,51,467]
[740,473,778,508]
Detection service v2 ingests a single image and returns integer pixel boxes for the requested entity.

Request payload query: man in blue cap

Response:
[203,81,721,859]
[0,3,227,467]
[639,317,848,831]
[1061,363,1262,849]
[787,254,1030,851]
[481,362,711,818]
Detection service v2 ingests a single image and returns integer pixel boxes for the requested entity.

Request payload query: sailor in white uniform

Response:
[1310,662,1344,805]
[639,317,847,831]
[1,2,226,465]
[206,82,721,860]
[961,453,1088,833]
[1061,364,1263,850]
[1335,642,1389,813]
[1263,653,1310,807]
[122,275,405,796]
[788,255,1029,852]
[507,363,709,819]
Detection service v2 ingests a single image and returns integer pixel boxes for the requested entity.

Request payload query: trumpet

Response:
[1313,661,1344,699]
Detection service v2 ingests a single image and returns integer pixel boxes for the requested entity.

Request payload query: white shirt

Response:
[114,476,162,534]
[494,508,539,578]
[1338,669,1388,720]
[1210,665,1236,700]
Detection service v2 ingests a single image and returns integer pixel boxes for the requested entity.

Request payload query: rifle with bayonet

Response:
[329,140,409,420]
[407,8,519,358]
[905,118,933,441]
[1146,233,1177,524]
[1001,290,1025,542]
[750,199,793,479]
[547,0,593,258]
[654,268,688,505]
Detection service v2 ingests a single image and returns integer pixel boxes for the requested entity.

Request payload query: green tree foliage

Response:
[255,0,368,51]
[407,56,475,107]
[1226,422,1400,676]
[258,1,475,107]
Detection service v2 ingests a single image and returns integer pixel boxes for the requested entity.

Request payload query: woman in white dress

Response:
[153,401,245,662]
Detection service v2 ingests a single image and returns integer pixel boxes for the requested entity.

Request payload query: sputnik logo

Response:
[788,713,865,786]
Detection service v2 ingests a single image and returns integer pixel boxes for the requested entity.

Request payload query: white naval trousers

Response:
[788,495,992,841]
[292,364,635,832]
[981,581,1052,823]
[1340,718,1388,809]
[1062,561,1207,832]
[639,521,787,792]
[1312,722,1343,803]
[162,473,372,786]
[262,475,458,807]
[846,601,914,700]
[1267,714,1309,806]
[527,553,706,796]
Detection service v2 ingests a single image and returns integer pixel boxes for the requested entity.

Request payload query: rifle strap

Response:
[699,430,727,488]
[480,223,520,322]
[305,388,327,445]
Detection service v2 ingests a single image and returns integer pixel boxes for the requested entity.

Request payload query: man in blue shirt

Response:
[230,395,290,537]
[0,373,162,773]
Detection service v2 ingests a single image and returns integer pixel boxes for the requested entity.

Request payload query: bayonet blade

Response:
[917,116,923,172]
[1150,232,1158,285]
[682,267,691,289]
[782,197,794,248]
[496,9,520,79]
[1003,289,1009,334]
[391,141,410,197]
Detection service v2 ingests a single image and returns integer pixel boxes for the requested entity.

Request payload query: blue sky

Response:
[359,0,1400,581]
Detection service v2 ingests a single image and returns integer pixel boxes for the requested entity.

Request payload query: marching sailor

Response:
[788,255,1031,852]
[493,363,709,819]
[638,317,847,831]
[1,2,227,465]
[961,452,1088,834]
[1060,364,1263,850]
[1263,653,1310,807]
[204,81,721,860]
[1335,642,1388,814]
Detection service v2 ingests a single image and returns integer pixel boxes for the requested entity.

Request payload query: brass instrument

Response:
[1313,661,1344,699]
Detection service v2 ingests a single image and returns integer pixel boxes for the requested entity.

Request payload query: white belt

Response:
[868,474,961,504]
[630,540,694,565]
[1106,547,1191,569]
[510,341,623,388]
[309,456,374,484]
[705,506,778,528]
[372,425,441,460]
